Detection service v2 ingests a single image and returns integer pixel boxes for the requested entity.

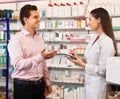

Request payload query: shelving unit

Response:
[51,80,84,85]
[1,1,120,99]
[38,28,86,32]
[39,16,88,99]
[0,18,10,99]
[111,15,120,56]
[48,66,84,69]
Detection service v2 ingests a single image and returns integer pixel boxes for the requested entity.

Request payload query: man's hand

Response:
[41,49,57,59]
[44,85,52,96]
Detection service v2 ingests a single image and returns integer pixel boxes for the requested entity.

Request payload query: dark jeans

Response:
[14,78,45,99]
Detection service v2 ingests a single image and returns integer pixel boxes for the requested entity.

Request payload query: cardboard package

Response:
[108,94,120,99]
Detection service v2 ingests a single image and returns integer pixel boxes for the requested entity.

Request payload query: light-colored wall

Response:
[0,0,119,10]
[89,0,116,3]
[0,0,88,10]
[51,0,88,5]
[0,0,49,10]
[17,0,49,10]
[0,0,14,2]
[0,3,16,10]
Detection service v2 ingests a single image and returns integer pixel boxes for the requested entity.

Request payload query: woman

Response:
[67,7,117,99]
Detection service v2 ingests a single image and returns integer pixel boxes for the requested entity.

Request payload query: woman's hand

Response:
[67,51,86,68]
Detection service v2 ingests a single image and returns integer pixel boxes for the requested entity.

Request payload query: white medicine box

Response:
[106,57,120,85]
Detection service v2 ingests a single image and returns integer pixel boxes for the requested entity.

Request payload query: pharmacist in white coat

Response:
[67,8,117,99]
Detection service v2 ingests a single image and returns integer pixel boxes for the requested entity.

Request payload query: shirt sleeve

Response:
[42,60,51,86]
[85,38,115,77]
[8,36,44,71]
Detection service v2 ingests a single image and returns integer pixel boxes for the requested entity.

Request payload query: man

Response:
[8,4,57,99]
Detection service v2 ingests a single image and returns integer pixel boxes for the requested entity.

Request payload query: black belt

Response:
[14,77,44,85]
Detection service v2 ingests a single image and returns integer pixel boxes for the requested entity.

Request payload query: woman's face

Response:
[87,14,100,31]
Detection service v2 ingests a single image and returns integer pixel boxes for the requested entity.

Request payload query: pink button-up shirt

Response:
[8,28,50,85]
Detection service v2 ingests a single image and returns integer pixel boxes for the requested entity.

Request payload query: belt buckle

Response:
[35,79,41,85]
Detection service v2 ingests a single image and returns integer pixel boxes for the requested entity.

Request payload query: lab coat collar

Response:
[98,33,107,40]
[85,33,106,54]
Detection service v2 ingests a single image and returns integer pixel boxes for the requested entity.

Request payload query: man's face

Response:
[25,10,40,29]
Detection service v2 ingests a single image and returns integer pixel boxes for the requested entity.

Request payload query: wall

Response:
[0,0,89,9]
[0,0,49,10]
[89,0,115,3]
[17,0,49,10]
[51,0,88,5]
[1,0,119,12]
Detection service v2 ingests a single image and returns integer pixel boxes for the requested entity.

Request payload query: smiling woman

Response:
[67,7,117,99]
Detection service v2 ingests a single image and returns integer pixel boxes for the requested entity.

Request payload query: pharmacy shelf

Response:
[113,27,120,31]
[38,28,86,31]
[0,29,6,31]
[0,41,6,44]
[111,15,120,18]
[0,29,20,32]
[0,43,6,45]
[45,40,88,44]
[0,65,13,69]
[0,18,10,99]
[0,77,13,83]
[41,16,85,20]
[51,80,84,85]
[48,66,84,70]
[41,15,86,96]
[0,65,6,69]
[57,53,84,56]
[116,40,120,42]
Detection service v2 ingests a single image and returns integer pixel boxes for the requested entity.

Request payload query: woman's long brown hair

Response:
[90,8,118,56]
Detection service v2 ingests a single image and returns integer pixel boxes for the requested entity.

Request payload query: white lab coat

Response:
[84,33,115,99]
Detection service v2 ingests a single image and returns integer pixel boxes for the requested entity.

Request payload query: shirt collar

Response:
[21,28,38,36]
